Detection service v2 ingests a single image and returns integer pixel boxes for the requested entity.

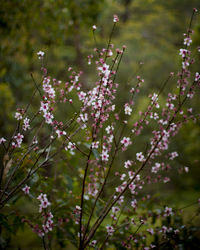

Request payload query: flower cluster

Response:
[23,117,30,131]
[15,111,23,120]
[12,133,24,148]
[37,193,51,213]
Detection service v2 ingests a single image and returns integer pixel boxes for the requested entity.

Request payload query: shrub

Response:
[0,10,200,250]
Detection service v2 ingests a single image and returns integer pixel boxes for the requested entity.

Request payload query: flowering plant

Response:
[0,10,200,249]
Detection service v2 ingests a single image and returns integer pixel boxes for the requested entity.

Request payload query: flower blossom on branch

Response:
[136,152,145,162]
[124,103,132,115]
[12,133,24,148]
[15,112,23,120]
[37,50,45,59]
[120,137,132,148]
[0,137,6,144]
[113,14,119,23]
[22,185,30,194]
[23,117,30,131]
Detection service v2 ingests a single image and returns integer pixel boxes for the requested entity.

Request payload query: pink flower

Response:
[106,225,115,235]
[147,228,154,235]
[22,185,30,194]
[179,48,190,58]
[101,149,109,161]
[12,133,24,148]
[15,112,23,120]
[92,141,99,149]
[136,152,145,162]
[164,207,173,217]
[183,37,192,46]
[56,130,66,138]
[129,183,136,194]
[131,199,137,208]
[124,160,132,169]
[65,142,76,155]
[151,163,161,173]
[89,240,97,247]
[195,72,200,82]
[23,117,30,131]
[124,103,132,115]
[113,14,119,23]
[105,125,114,134]
[0,137,6,144]
[43,112,54,124]
[120,137,131,148]
[40,101,49,113]
[169,151,178,160]
[37,193,51,212]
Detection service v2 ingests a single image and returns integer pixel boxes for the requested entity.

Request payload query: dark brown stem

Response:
[79,144,93,249]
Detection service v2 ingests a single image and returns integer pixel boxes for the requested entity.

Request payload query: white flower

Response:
[22,185,30,194]
[131,199,137,208]
[98,63,110,77]
[23,117,30,131]
[0,137,6,144]
[113,14,119,23]
[12,133,24,148]
[40,101,49,113]
[124,103,132,115]
[179,48,189,58]
[91,141,99,149]
[136,152,145,162]
[101,149,109,161]
[15,112,23,120]
[105,125,114,134]
[184,37,192,46]
[120,137,131,147]
[37,50,45,59]
[65,142,76,155]
[147,228,154,235]
[164,207,173,217]
[195,72,200,82]
[106,225,114,235]
[120,174,126,181]
[182,60,190,69]
[169,151,178,160]
[124,160,132,169]
[56,130,66,138]
[151,163,161,173]
[43,112,54,124]
[37,193,51,212]
[78,91,86,101]
[184,166,189,173]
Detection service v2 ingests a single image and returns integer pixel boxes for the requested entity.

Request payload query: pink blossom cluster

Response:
[42,212,54,234]
[12,133,24,148]
[23,117,30,131]
[37,193,51,213]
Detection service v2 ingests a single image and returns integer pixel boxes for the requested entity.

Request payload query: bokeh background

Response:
[1,0,200,249]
